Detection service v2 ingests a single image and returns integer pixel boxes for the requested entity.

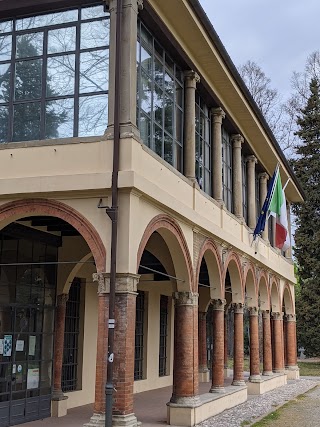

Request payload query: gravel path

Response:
[198,378,320,427]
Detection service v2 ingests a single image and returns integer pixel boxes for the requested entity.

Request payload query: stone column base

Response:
[198,369,210,383]
[210,385,225,393]
[285,367,300,380]
[232,380,246,387]
[262,371,273,376]
[51,396,68,418]
[249,374,262,382]
[84,413,140,427]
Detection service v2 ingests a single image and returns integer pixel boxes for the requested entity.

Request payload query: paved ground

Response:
[200,377,320,427]
[252,384,320,427]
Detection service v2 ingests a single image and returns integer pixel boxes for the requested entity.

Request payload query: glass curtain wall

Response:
[0,4,109,143]
[137,21,184,172]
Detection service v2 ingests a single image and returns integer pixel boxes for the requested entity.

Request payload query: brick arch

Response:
[195,239,223,299]
[223,251,244,303]
[137,214,194,291]
[282,283,295,315]
[0,199,106,272]
[243,262,258,307]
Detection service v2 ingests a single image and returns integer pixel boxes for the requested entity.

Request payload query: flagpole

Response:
[283,178,290,191]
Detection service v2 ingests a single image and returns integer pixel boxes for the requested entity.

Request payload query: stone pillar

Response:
[198,311,209,382]
[272,312,285,373]
[211,107,226,202]
[52,294,68,417]
[249,307,261,381]
[246,155,257,229]
[232,303,245,386]
[231,134,244,219]
[107,0,143,139]
[259,172,269,242]
[184,71,200,183]
[170,292,199,404]
[285,314,298,369]
[210,299,226,393]
[262,310,273,376]
[84,273,140,427]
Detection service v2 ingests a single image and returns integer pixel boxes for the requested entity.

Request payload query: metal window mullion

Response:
[8,22,16,142]
[73,15,81,137]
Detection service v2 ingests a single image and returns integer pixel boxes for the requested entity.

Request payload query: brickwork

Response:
[93,293,109,414]
[171,292,199,403]
[249,307,260,380]
[262,310,273,375]
[232,303,245,386]
[286,315,297,367]
[52,294,68,400]
[272,312,285,373]
[224,314,228,369]
[113,292,137,415]
[210,299,225,392]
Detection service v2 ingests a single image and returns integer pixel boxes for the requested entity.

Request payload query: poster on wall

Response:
[16,340,24,352]
[3,335,12,357]
[27,368,39,389]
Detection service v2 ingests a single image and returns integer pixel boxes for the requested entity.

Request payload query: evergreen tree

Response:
[292,78,320,356]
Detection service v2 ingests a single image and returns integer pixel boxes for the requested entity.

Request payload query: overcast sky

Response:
[198,0,320,100]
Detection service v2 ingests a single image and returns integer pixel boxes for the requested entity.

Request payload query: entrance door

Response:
[0,234,57,426]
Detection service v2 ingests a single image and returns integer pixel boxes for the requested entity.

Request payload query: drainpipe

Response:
[105,0,122,425]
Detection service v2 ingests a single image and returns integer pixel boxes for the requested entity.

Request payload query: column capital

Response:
[211,107,226,124]
[231,134,244,148]
[259,172,269,182]
[232,302,244,314]
[57,293,68,307]
[109,0,143,13]
[184,70,200,88]
[211,298,226,311]
[93,272,140,294]
[248,306,259,316]
[271,311,283,321]
[262,309,270,319]
[246,155,257,166]
[285,314,296,322]
[173,291,198,306]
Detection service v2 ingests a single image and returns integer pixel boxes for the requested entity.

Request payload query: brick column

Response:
[246,155,257,229]
[184,71,200,183]
[198,311,209,381]
[224,313,228,370]
[262,310,273,375]
[232,303,245,386]
[283,317,287,367]
[52,294,68,401]
[259,173,269,242]
[249,307,261,381]
[85,273,139,427]
[231,134,244,219]
[210,299,226,393]
[285,314,298,369]
[170,292,199,404]
[272,312,285,373]
[211,107,225,202]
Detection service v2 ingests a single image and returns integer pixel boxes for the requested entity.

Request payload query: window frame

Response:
[222,127,233,212]
[195,91,211,195]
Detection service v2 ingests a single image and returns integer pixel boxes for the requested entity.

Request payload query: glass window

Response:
[195,92,211,194]
[137,21,184,172]
[0,4,109,143]
[134,291,145,381]
[222,127,233,212]
[159,295,169,377]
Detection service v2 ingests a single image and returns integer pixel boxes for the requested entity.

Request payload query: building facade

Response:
[0,0,302,426]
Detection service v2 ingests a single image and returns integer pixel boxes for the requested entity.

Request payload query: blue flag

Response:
[253,164,279,240]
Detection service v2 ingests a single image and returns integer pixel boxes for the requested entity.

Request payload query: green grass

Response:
[251,410,281,426]
[298,361,320,376]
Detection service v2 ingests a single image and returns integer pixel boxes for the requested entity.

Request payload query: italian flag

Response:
[269,170,290,251]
